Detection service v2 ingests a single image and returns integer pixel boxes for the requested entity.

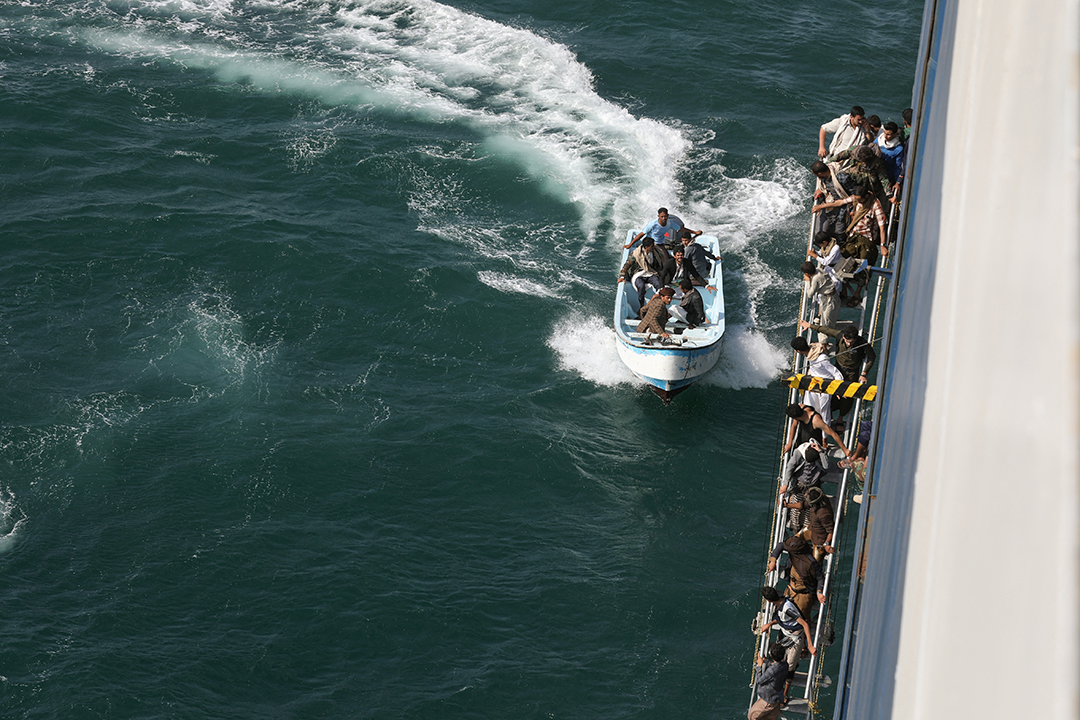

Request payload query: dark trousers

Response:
[633,274,662,308]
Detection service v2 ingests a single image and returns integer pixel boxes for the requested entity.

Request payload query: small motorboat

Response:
[613,231,726,402]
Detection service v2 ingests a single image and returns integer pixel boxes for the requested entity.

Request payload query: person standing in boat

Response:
[618,237,667,310]
[624,207,702,252]
[635,286,676,336]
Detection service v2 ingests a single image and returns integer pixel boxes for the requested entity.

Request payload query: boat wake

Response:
[699,325,789,390]
[34,0,806,392]
[0,489,26,555]
[548,314,640,387]
[549,314,785,391]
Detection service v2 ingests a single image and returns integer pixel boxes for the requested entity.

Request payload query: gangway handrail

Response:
[750,198,895,719]
[800,216,893,713]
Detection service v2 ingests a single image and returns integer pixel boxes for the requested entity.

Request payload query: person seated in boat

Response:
[624,207,702,251]
[818,105,868,162]
[618,237,667,309]
[635,286,676,336]
[668,278,706,328]
[901,107,913,141]
[801,261,837,341]
[749,644,788,720]
[766,536,826,633]
[680,230,720,277]
[782,403,851,459]
[660,246,712,290]
[757,586,816,704]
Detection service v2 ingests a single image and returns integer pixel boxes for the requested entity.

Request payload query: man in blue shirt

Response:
[625,207,702,250]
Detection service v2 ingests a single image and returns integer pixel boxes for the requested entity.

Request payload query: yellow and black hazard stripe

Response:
[781,372,878,401]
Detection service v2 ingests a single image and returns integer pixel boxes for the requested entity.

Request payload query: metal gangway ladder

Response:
[748,198,897,719]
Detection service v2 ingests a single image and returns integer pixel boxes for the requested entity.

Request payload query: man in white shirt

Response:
[817,105,868,160]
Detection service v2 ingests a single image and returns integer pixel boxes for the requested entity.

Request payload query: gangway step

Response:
[789,672,832,689]
[781,698,810,716]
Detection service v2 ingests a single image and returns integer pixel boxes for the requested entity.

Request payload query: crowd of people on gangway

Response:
[748,104,909,720]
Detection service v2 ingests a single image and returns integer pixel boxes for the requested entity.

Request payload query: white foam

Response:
[122,285,278,401]
[547,313,641,387]
[478,270,560,299]
[69,391,154,448]
[0,489,26,555]
[67,0,689,243]
[682,155,809,329]
[701,325,789,390]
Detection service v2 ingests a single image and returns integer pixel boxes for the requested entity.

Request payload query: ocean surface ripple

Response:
[0,1,920,716]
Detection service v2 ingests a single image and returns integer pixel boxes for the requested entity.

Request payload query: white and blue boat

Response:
[613,230,726,402]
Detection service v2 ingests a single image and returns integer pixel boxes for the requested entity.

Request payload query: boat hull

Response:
[614,335,725,391]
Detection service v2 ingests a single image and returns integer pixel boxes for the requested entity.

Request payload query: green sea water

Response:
[0,1,921,717]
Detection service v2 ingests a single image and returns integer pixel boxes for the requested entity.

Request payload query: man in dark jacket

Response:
[799,320,877,416]
[749,644,788,720]
[798,321,876,382]
[676,279,706,328]
[659,246,708,288]
[766,536,826,621]
[680,230,720,278]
